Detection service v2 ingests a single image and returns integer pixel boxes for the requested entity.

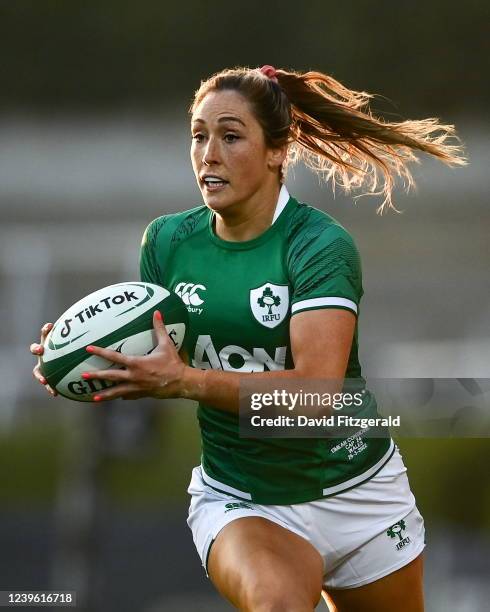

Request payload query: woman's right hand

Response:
[30,323,58,396]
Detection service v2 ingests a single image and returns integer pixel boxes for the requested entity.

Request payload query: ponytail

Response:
[192,67,467,213]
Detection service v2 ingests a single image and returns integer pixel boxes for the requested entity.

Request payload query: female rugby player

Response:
[32,66,465,611]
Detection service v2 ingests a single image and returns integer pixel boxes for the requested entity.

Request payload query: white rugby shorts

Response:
[187,446,425,589]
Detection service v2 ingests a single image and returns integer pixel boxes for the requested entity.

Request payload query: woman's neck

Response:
[214,184,282,242]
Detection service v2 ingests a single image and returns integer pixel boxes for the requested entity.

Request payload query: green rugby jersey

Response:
[140,186,393,505]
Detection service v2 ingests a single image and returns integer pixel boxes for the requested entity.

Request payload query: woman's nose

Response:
[202,137,220,165]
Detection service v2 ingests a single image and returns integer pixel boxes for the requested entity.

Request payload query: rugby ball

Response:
[40,282,188,402]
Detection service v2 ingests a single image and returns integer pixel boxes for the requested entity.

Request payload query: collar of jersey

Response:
[207,185,294,251]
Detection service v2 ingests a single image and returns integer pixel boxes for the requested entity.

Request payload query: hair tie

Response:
[260,65,279,84]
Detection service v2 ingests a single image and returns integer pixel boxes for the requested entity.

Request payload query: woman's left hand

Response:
[82,310,187,402]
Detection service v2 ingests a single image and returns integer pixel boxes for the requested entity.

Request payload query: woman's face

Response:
[191,89,284,214]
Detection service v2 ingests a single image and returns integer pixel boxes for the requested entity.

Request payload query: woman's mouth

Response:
[202,176,229,192]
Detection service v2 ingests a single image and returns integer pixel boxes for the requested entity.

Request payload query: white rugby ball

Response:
[40,282,188,402]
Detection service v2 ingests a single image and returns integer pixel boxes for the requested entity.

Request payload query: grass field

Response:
[1,404,489,534]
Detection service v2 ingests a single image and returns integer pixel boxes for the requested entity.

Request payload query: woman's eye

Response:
[192,133,205,143]
[224,133,239,143]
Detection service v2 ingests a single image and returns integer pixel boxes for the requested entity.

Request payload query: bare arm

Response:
[83,308,356,412]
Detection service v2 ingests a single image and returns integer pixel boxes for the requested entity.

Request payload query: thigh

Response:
[324,553,424,612]
[208,516,324,612]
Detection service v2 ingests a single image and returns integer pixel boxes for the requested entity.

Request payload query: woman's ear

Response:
[267,145,288,171]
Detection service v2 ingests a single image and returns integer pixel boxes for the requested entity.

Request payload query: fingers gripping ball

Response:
[40,282,188,402]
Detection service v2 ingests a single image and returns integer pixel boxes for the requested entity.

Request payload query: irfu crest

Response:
[387,520,412,551]
[258,286,281,314]
[387,520,406,541]
[250,283,289,329]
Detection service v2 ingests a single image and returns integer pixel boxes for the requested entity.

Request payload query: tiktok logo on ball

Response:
[174,282,206,315]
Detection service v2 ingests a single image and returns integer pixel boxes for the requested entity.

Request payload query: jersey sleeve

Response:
[288,223,363,317]
[139,216,167,284]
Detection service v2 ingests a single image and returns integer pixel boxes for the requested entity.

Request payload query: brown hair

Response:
[191,67,467,214]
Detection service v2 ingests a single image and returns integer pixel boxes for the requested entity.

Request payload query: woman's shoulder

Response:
[285,196,357,251]
[142,204,209,247]
[284,197,363,286]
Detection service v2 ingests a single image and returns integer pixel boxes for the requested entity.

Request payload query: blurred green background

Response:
[1,1,489,610]
[2,414,490,528]
[1,0,486,115]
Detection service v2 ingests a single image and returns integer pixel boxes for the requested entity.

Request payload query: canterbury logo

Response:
[175,282,206,313]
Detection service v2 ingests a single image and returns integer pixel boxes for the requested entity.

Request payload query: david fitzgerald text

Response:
[250,414,401,429]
